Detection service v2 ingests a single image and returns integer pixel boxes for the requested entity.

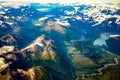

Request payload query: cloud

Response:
[1,0,120,4]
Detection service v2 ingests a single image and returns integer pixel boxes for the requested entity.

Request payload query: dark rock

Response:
[106,36,120,55]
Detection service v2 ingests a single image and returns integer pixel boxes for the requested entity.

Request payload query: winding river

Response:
[76,57,119,80]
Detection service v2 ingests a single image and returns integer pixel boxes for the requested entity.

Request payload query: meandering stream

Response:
[76,57,119,80]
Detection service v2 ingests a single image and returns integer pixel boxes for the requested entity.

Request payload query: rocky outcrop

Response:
[21,34,74,80]
[0,46,15,55]
[0,34,18,47]
[0,34,74,80]
[0,46,52,80]
[21,34,58,61]
[0,66,52,80]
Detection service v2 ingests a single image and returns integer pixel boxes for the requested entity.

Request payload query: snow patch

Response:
[37,8,50,12]
[55,20,70,26]
[74,7,79,12]
[21,36,45,51]
[0,11,5,14]
[4,16,9,19]
[55,18,70,26]
[82,4,120,26]
[38,16,49,21]
[5,21,14,25]
[109,35,120,38]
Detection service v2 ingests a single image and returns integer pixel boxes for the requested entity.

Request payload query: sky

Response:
[1,0,120,4]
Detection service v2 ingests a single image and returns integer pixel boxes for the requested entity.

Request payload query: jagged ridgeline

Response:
[0,34,74,80]
[0,1,120,80]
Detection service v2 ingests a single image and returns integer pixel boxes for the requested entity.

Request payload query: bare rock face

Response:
[0,46,27,77]
[0,57,9,72]
[0,46,15,73]
[27,66,51,80]
[0,45,52,80]
[10,66,51,80]
[0,34,18,47]
[20,34,74,80]
[0,46,15,55]
[0,35,73,80]
[0,66,51,80]
[21,34,57,61]
[22,34,54,52]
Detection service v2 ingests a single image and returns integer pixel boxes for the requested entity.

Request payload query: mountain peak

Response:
[22,34,54,52]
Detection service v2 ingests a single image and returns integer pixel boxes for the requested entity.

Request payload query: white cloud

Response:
[1,0,120,4]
